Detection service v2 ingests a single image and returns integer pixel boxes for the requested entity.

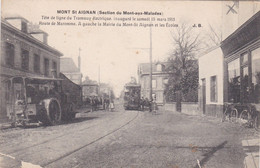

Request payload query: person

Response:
[149,98,153,112]
[90,97,94,112]
[109,100,115,112]
[105,98,110,111]
[140,97,144,111]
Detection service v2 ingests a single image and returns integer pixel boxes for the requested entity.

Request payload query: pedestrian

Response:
[90,97,95,112]
[140,97,144,111]
[109,100,115,112]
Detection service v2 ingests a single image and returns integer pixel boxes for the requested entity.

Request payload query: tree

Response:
[165,22,200,102]
[201,24,222,50]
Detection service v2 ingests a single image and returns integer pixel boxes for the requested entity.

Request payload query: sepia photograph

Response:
[0,0,259,167]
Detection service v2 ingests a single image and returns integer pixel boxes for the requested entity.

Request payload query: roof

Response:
[4,14,29,22]
[125,83,141,87]
[60,57,79,73]
[221,10,260,56]
[1,19,63,56]
[138,62,170,74]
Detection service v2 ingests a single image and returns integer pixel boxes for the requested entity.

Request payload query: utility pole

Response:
[78,48,82,85]
[149,26,153,101]
[98,65,100,96]
[78,48,81,72]
[98,64,100,85]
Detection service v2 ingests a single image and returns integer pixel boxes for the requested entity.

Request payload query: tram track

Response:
[1,111,126,155]
[42,111,140,167]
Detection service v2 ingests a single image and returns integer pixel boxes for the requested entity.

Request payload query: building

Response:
[198,46,224,117]
[138,62,170,105]
[60,57,82,85]
[221,11,260,106]
[198,8,260,117]
[99,83,113,99]
[81,76,99,98]
[0,15,63,120]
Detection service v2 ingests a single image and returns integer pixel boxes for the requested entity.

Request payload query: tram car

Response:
[123,83,141,110]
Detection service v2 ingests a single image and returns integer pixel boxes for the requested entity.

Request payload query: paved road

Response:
[0,104,258,168]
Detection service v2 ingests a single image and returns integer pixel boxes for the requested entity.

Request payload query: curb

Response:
[242,139,259,168]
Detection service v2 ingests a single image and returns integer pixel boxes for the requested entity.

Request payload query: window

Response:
[240,52,250,103]
[228,58,240,103]
[252,48,260,103]
[34,54,40,73]
[156,64,162,71]
[21,49,29,70]
[5,42,15,67]
[210,76,217,102]
[163,78,168,85]
[152,79,157,88]
[44,58,49,76]
[52,61,57,77]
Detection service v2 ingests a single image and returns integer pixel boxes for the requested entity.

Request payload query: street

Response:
[0,102,258,168]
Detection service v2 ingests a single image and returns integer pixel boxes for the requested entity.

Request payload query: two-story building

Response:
[0,15,63,120]
[138,62,170,105]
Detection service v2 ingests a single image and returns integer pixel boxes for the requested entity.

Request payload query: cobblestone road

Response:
[0,104,258,168]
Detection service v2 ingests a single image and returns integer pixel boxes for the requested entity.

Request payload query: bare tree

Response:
[165,22,200,102]
[202,24,223,50]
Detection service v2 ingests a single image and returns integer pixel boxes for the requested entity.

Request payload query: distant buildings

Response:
[0,15,63,120]
[138,62,170,105]
[81,76,99,98]
[60,57,82,85]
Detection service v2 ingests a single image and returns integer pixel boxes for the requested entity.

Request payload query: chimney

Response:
[29,32,48,44]
[5,16,29,33]
[28,23,48,44]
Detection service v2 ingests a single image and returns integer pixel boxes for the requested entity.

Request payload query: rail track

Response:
[3,111,127,155]
[0,110,140,167]
[42,110,139,167]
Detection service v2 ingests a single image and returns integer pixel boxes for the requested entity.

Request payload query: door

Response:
[202,79,206,114]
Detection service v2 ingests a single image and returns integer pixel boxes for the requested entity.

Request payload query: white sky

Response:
[2,0,223,96]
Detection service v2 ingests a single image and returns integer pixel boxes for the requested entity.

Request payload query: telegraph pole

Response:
[149,26,153,101]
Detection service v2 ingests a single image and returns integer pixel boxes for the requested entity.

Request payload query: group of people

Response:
[83,96,114,112]
[140,97,152,111]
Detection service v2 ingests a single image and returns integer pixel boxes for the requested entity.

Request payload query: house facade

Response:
[198,9,260,117]
[221,11,260,106]
[198,47,224,117]
[138,62,170,105]
[0,16,63,120]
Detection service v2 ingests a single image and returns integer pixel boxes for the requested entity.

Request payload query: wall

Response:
[139,73,169,104]
[198,47,224,117]
[181,102,200,116]
[164,102,200,116]
[164,102,176,112]
[1,28,60,78]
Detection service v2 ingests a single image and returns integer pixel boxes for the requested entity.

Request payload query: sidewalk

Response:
[242,138,260,168]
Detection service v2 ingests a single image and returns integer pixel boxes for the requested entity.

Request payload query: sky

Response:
[2,0,224,96]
